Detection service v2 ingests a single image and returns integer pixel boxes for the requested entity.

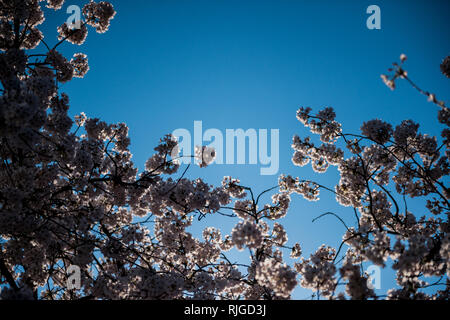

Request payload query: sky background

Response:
[38,0,449,298]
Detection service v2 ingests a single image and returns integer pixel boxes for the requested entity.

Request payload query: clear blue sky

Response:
[39,0,449,298]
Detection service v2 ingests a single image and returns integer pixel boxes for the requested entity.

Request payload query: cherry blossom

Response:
[0,1,448,301]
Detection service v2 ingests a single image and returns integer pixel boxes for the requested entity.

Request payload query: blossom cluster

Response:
[287,58,449,298]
